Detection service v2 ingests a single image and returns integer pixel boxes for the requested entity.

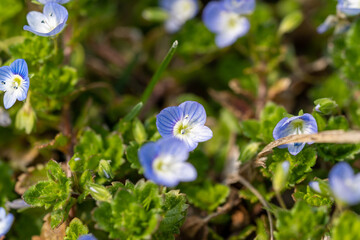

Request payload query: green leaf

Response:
[263,148,317,186]
[274,201,329,240]
[259,102,287,143]
[125,141,142,171]
[65,218,89,240]
[182,180,230,212]
[155,190,188,237]
[93,180,163,239]
[132,118,148,144]
[332,211,360,240]
[123,102,143,122]
[141,41,178,104]
[0,0,22,23]
[278,11,303,35]
[87,182,112,202]
[292,185,333,207]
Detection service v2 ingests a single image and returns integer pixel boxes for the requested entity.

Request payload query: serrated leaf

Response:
[65,218,89,240]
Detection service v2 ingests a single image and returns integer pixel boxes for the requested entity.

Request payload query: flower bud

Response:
[87,183,112,202]
[15,94,36,134]
[273,161,290,193]
[314,98,338,115]
[98,160,114,180]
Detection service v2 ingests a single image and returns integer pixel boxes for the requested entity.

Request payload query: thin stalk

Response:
[140,40,178,105]
[236,175,274,240]
[276,191,286,209]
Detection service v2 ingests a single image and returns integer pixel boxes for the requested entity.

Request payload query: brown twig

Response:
[256,130,360,166]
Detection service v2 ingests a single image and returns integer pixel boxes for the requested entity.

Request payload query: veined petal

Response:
[44,3,68,26]
[25,12,52,33]
[300,114,318,134]
[178,101,207,125]
[156,106,182,137]
[3,91,18,109]
[190,125,213,142]
[287,142,305,155]
[0,67,13,92]
[10,59,28,80]
[38,0,70,4]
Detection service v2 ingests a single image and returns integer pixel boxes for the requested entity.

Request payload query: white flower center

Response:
[153,155,174,174]
[173,115,193,138]
[12,75,24,90]
[289,119,305,135]
[221,12,242,32]
[170,0,197,22]
[344,178,359,191]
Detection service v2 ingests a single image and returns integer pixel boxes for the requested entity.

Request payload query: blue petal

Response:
[38,0,70,4]
[287,142,305,155]
[329,162,360,205]
[10,59,28,80]
[178,101,207,126]
[159,0,176,11]
[174,162,197,182]
[317,15,337,34]
[78,234,97,240]
[202,1,226,33]
[299,114,318,134]
[165,19,182,33]
[44,3,68,25]
[309,181,321,193]
[0,67,13,92]
[156,106,182,137]
[215,17,250,48]
[273,117,290,140]
[158,137,189,162]
[0,211,14,237]
[191,125,213,143]
[223,0,256,14]
[3,91,17,109]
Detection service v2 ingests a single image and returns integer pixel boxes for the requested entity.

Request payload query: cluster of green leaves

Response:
[93,180,188,240]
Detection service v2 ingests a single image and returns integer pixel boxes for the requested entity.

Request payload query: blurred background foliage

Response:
[1,0,360,239]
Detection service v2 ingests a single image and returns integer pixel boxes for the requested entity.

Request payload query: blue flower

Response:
[138,138,197,187]
[160,0,199,33]
[0,208,14,237]
[23,3,68,37]
[78,234,97,240]
[337,0,360,16]
[203,0,253,48]
[329,162,360,205]
[156,101,213,151]
[37,0,70,4]
[309,181,321,193]
[0,59,30,109]
[273,113,318,155]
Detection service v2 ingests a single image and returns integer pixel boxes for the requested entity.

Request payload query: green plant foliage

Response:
[332,211,360,240]
[274,201,329,240]
[182,180,230,212]
[65,218,89,240]
[293,185,333,207]
[93,180,188,239]
[263,148,317,186]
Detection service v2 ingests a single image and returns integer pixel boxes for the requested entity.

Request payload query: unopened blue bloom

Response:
[138,138,197,187]
[24,3,68,37]
[282,161,290,174]
[156,101,213,151]
[78,234,97,240]
[0,59,30,109]
[160,0,199,33]
[317,15,337,34]
[273,113,318,155]
[203,0,253,48]
[37,0,70,4]
[0,208,14,237]
[337,0,360,16]
[329,162,360,205]
[309,181,321,193]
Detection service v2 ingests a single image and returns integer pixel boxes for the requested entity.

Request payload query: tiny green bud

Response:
[273,161,290,193]
[314,98,338,115]
[132,118,148,144]
[239,142,261,163]
[142,7,169,22]
[87,183,112,202]
[15,93,36,134]
[98,160,114,180]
